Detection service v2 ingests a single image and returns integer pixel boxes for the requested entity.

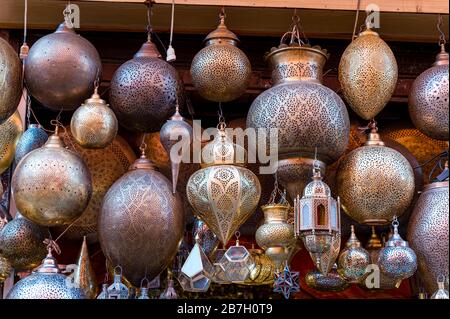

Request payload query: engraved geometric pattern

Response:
[186,165,261,244]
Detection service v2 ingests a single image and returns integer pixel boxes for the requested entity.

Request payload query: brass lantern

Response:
[0,37,22,123]
[110,38,184,132]
[305,265,349,292]
[339,24,398,120]
[0,213,47,271]
[98,150,185,287]
[294,164,341,270]
[409,45,449,140]
[0,111,23,174]
[408,176,449,294]
[70,86,118,149]
[190,11,251,102]
[12,127,93,226]
[247,17,349,199]
[24,21,101,110]
[336,123,415,225]
[186,126,261,244]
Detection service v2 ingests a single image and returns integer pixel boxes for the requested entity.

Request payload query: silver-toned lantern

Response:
[431,276,450,299]
[105,266,129,299]
[14,124,48,166]
[218,236,254,283]
[337,225,370,283]
[378,219,417,281]
[24,21,102,110]
[190,11,251,102]
[6,248,86,299]
[178,242,214,292]
[409,45,449,141]
[294,164,341,269]
[160,105,193,194]
[186,126,261,244]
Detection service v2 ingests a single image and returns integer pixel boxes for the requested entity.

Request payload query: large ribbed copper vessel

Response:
[408,180,449,293]
[409,46,449,141]
[98,153,184,287]
[110,39,184,132]
[339,27,398,120]
[0,37,22,123]
[24,22,101,110]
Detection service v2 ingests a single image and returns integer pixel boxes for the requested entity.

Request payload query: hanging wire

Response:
[169,0,175,45]
[217,102,226,130]
[437,14,447,47]
[280,9,308,46]
[145,0,153,41]
[351,0,362,40]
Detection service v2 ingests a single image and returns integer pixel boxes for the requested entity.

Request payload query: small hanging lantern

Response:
[105,266,130,299]
[159,103,193,194]
[378,218,417,281]
[70,81,118,149]
[305,264,349,292]
[178,242,214,292]
[97,283,109,299]
[294,163,341,268]
[219,232,254,283]
[73,236,98,299]
[160,272,178,299]
[337,225,370,283]
[137,278,150,299]
[273,263,300,299]
[211,248,231,284]
[431,275,449,299]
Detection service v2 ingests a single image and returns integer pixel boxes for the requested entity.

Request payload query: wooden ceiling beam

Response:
[83,0,449,14]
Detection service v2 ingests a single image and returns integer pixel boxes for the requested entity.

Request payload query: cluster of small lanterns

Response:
[0,1,448,300]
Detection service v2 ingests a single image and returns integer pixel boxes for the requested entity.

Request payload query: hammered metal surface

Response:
[0,215,47,271]
[0,111,23,174]
[338,246,370,283]
[14,124,48,166]
[243,249,275,286]
[408,181,449,294]
[110,43,184,133]
[338,29,398,120]
[70,92,118,148]
[24,22,101,110]
[186,165,261,244]
[12,133,92,226]
[409,62,449,140]
[6,272,86,299]
[305,268,349,292]
[99,158,185,287]
[247,46,349,164]
[378,245,417,281]
[0,37,22,123]
[191,43,251,102]
[336,145,415,225]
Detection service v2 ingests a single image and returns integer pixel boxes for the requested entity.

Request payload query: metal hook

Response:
[114,265,123,276]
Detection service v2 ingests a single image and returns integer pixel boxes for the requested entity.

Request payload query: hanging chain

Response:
[280,9,308,46]
[437,14,447,47]
[358,118,378,133]
[351,0,362,40]
[145,0,153,41]
[217,102,226,130]
[219,6,226,22]
[140,134,148,155]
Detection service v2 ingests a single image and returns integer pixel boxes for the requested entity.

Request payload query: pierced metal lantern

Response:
[178,242,214,292]
[363,226,401,290]
[255,203,295,269]
[186,127,261,244]
[243,248,276,286]
[12,129,92,226]
[14,124,48,166]
[305,265,349,292]
[0,213,47,271]
[192,218,219,259]
[105,267,130,299]
[6,248,86,299]
[431,276,450,299]
[110,39,184,132]
[25,21,101,110]
[408,179,449,294]
[339,26,398,120]
[160,105,193,193]
[337,225,370,283]
[247,28,350,167]
[70,87,118,149]
[219,237,254,283]
[409,45,449,141]
[0,111,23,174]
[190,12,251,102]
[0,37,22,124]
[73,236,98,299]
[337,126,415,225]
[0,256,11,283]
[99,152,184,287]
[378,220,417,281]
[294,165,341,269]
